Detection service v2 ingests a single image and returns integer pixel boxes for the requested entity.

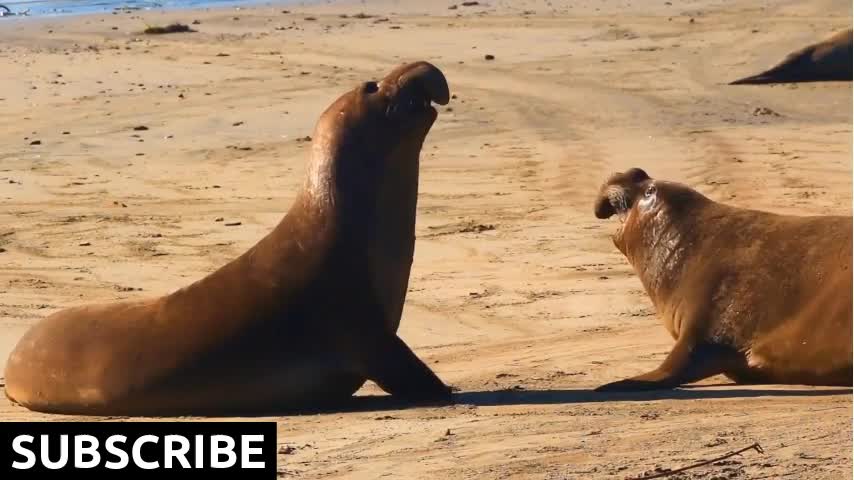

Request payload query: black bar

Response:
[0,421,277,479]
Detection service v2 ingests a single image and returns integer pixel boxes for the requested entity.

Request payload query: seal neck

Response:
[634,216,684,297]
[311,133,422,333]
[623,201,702,307]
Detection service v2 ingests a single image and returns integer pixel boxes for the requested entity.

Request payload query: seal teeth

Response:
[389,94,431,117]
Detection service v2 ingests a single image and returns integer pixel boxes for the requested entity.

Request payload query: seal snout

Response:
[594,168,651,219]
[594,191,618,219]
[393,61,450,107]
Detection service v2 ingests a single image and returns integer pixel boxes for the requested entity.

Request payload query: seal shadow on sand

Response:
[333,386,852,414]
[453,386,853,408]
[43,386,846,419]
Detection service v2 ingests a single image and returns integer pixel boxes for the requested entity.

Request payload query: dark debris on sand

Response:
[142,23,196,35]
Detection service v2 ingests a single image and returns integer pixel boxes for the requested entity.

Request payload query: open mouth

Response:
[604,188,632,236]
[385,62,450,119]
[386,88,439,118]
[609,190,630,221]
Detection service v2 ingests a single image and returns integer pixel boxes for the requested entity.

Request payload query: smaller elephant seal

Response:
[4,61,453,415]
[593,168,852,391]
[730,28,852,84]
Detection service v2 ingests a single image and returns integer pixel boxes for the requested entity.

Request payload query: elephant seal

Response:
[4,61,453,415]
[593,168,852,391]
[730,28,852,84]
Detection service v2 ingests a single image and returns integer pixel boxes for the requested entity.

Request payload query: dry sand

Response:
[0,0,852,478]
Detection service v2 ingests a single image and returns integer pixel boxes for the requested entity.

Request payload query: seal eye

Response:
[363,82,379,94]
[645,185,657,197]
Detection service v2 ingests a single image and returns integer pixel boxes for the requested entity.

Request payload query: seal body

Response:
[4,61,453,415]
[730,28,852,84]
[593,168,852,391]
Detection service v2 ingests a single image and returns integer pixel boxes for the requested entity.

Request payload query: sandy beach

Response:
[0,0,852,478]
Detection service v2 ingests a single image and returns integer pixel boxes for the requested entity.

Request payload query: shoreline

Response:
[0,0,293,20]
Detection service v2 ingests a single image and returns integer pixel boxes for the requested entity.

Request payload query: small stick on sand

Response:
[629,442,764,480]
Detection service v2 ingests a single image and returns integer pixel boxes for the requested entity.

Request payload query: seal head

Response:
[594,167,707,275]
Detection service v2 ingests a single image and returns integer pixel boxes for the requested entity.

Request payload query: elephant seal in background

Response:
[593,168,852,391]
[4,61,453,415]
[730,28,852,84]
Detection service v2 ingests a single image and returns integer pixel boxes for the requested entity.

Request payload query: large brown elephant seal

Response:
[593,168,852,391]
[730,28,852,84]
[4,61,453,416]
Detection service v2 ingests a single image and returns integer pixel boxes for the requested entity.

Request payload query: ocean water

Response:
[0,0,279,17]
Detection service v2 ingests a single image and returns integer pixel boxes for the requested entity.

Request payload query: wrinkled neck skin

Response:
[305,133,339,215]
[304,124,424,332]
[367,141,422,331]
[337,138,423,332]
[318,131,422,253]
[370,142,421,256]
[618,205,693,308]
[232,132,344,294]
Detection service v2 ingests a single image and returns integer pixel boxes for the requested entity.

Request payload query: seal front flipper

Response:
[359,332,453,403]
[595,342,746,392]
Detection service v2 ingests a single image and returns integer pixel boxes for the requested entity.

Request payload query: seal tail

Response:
[729,62,796,84]
[729,52,805,85]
